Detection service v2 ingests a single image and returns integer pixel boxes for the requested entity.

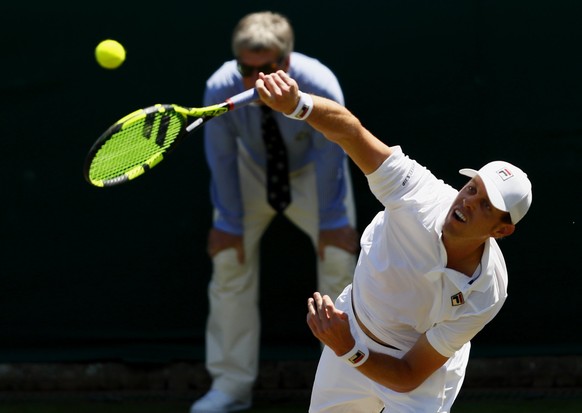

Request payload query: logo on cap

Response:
[497,168,514,181]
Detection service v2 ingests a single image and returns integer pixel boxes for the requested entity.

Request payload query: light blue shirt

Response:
[203,52,349,234]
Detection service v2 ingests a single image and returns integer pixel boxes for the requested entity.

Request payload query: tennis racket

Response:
[83,88,259,187]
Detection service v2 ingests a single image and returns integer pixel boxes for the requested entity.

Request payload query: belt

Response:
[351,289,400,351]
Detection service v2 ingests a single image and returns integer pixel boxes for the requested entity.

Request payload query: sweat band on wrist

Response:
[341,341,369,367]
[283,92,313,120]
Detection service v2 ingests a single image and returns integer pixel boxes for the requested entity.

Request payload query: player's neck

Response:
[443,239,485,277]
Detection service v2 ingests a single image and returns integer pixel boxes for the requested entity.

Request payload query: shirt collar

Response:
[429,209,494,293]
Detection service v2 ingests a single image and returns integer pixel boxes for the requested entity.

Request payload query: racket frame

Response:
[84,88,259,187]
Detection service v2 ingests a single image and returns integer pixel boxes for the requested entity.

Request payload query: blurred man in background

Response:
[191,11,359,413]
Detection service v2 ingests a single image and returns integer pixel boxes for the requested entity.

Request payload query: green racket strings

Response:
[88,107,185,186]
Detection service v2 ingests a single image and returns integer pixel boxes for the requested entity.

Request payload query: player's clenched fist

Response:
[306,292,355,357]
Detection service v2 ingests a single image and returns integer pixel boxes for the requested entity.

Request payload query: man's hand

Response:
[207,228,245,264]
[256,70,300,115]
[318,225,359,260]
[306,292,355,356]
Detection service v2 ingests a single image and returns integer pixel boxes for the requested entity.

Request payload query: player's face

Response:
[237,48,288,90]
[443,176,512,242]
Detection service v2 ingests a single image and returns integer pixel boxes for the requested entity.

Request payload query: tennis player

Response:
[257,70,533,412]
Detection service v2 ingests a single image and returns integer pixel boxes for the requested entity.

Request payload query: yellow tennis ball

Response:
[95,39,126,69]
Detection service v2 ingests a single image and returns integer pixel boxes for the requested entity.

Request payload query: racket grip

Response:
[227,88,259,109]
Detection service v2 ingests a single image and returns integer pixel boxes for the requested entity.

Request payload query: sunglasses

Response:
[237,57,285,77]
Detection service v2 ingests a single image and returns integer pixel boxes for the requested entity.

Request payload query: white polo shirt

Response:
[352,147,508,357]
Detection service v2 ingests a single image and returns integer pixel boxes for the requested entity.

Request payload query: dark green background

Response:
[0,1,580,363]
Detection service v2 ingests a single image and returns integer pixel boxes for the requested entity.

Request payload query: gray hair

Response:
[232,11,294,59]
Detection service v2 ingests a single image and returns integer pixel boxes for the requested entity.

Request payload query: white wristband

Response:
[283,92,313,120]
[341,341,369,367]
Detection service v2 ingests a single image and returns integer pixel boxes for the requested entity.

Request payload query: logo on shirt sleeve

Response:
[401,163,416,187]
[451,292,465,306]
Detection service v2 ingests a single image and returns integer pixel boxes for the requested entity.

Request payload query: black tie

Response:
[261,105,291,212]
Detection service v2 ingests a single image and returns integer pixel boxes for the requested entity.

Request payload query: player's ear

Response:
[493,223,515,239]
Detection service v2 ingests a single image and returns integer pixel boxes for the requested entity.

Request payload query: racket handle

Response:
[226,88,259,109]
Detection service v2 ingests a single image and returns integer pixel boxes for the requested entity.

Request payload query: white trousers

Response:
[205,144,357,401]
[309,285,470,413]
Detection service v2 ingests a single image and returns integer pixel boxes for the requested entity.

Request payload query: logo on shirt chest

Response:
[451,292,465,306]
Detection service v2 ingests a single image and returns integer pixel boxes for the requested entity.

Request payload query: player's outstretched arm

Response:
[257,71,393,175]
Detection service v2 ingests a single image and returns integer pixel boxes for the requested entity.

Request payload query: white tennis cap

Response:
[459,161,532,224]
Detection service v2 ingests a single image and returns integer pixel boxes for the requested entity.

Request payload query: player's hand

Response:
[207,228,245,264]
[306,292,355,356]
[256,70,300,115]
[318,225,359,260]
